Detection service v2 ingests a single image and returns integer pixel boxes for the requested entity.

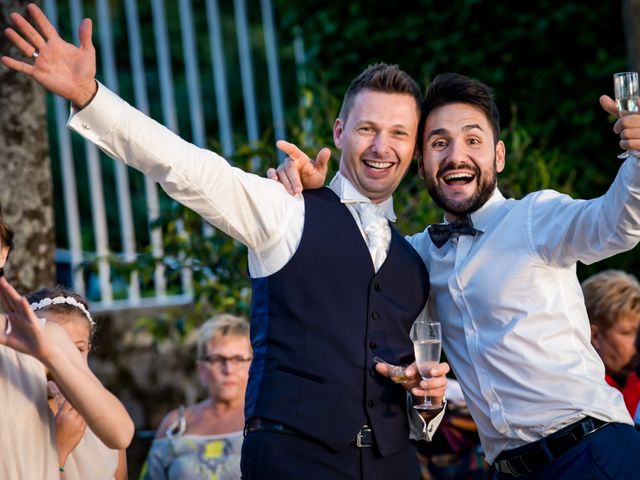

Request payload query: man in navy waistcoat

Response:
[2,6,449,478]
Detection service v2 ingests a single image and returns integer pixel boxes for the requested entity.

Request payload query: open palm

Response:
[0,277,51,361]
[2,3,97,107]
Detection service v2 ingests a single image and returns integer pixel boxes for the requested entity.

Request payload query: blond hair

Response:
[582,270,640,331]
[196,314,250,360]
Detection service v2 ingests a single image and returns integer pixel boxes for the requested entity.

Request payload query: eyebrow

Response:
[427,123,485,139]
[357,119,412,130]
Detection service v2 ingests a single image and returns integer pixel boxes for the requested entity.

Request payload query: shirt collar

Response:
[328,172,397,222]
[468,188,506,233]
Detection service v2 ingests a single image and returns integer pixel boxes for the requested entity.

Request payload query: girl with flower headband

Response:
[28,286,128,480]
[0,210,133,479]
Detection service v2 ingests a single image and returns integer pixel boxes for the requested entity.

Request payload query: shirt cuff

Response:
[407,394,446,441]
[67,81,128,143]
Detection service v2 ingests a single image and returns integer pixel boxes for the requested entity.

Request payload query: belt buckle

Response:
[356,425,373,448]
[495,455,530,478]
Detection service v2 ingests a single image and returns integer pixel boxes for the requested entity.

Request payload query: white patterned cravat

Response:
[355,202,392,272]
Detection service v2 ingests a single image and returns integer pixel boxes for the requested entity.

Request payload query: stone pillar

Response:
[0,0,56,293]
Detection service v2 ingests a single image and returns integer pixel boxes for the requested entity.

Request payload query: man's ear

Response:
[496,140,506,173]
[333,118,344,150]
[590,324,601,351]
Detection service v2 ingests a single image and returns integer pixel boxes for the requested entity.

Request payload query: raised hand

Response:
[2,3,97,107]
[266,140,332,195]
[600,94,640,154]
[0,276,52,361]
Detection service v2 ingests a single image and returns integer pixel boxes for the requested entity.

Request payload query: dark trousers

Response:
[240,431,420,480]
[494,423,640,480]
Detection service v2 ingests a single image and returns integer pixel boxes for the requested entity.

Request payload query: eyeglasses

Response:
[201,354,252,368]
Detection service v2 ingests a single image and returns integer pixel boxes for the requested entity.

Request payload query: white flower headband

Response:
[30,296,95,327]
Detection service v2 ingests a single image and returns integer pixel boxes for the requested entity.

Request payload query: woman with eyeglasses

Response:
[141,314,251,480]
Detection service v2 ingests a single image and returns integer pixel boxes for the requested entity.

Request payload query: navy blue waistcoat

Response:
[246,188,429,455]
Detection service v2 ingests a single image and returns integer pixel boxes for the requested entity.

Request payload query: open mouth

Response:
[441,170,476,186]
[363,159,393,170]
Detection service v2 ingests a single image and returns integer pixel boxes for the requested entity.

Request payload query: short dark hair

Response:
[418,73,500,149]
[339,63,422,122]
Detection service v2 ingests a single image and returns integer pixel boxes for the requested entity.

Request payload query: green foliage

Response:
[54,0,636,341]
[274,0,635,279]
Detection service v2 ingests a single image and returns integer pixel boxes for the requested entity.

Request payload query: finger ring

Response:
[31,50,39,59]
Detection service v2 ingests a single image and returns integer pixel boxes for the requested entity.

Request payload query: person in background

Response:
[582,269,640,419]
[27,286,128,480]
[140,314,249,480]
[0,212,134,479]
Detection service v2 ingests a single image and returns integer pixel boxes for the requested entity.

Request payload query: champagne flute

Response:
[411,319,442,411]
[614,71,640,159]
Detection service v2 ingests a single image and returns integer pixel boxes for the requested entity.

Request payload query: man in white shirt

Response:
[2,5,449,479]
[270,73,640,478]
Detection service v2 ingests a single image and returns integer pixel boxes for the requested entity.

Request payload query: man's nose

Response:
[447,140,466,161]
[371,133,390,155]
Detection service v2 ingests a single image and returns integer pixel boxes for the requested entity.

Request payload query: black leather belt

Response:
[244,418,301,437]
[245,419,375,448]
[494,416,609,477]
[351,425,374,448]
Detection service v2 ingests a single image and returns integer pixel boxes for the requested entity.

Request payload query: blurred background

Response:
[1,0,638,477]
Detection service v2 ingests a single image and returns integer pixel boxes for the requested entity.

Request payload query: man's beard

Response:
[425,158,498,217]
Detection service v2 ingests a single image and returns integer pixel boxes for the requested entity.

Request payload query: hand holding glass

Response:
[411,320,442,411]
[374,356,410,383]
[613,72,640,159]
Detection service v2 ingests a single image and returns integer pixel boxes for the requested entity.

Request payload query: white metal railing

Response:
[45,0,289,311]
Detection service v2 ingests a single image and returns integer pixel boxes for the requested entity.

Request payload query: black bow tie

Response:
[428,217,476,248]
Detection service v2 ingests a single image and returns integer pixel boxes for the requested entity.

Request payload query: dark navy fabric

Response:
[241,431,421,480]
[246,187,429,456]
[494,423,640,480]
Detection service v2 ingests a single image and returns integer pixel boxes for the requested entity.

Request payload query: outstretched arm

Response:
[0,277,134,449]
[2,3,97,108]
[533,94,640,267]
[4,3,301,258]
[266,140,332,195]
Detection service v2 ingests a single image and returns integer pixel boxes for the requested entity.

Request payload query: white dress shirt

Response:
[407,158,640,463]
[67,83,441,439]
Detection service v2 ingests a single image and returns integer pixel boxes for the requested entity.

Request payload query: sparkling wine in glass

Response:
[614,72,640,159]
[411,320,442,411]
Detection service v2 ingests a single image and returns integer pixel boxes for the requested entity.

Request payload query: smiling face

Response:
[335,89,420,204]
[419,103,505,221]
